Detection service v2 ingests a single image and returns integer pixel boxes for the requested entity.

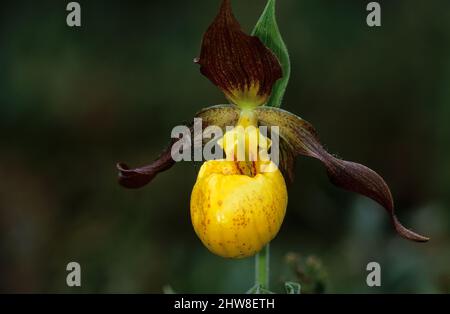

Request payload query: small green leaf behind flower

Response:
[252,0,291,108]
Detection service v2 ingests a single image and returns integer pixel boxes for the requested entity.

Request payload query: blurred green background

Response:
[0,0,449,293]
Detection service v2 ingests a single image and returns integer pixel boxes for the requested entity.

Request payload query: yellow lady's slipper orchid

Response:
[117,0,428,264]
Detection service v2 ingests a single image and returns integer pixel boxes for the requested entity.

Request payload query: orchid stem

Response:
[255,244,270,291]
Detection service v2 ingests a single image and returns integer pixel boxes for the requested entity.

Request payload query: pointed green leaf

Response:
[252,0,291,108]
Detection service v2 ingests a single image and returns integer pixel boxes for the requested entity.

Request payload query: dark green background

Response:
[0,0,449,293]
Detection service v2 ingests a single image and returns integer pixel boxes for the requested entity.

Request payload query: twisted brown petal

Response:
[117,105,240,189]
[117,143,176,189]
[196,0,282,107]
[256,107,429,242]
